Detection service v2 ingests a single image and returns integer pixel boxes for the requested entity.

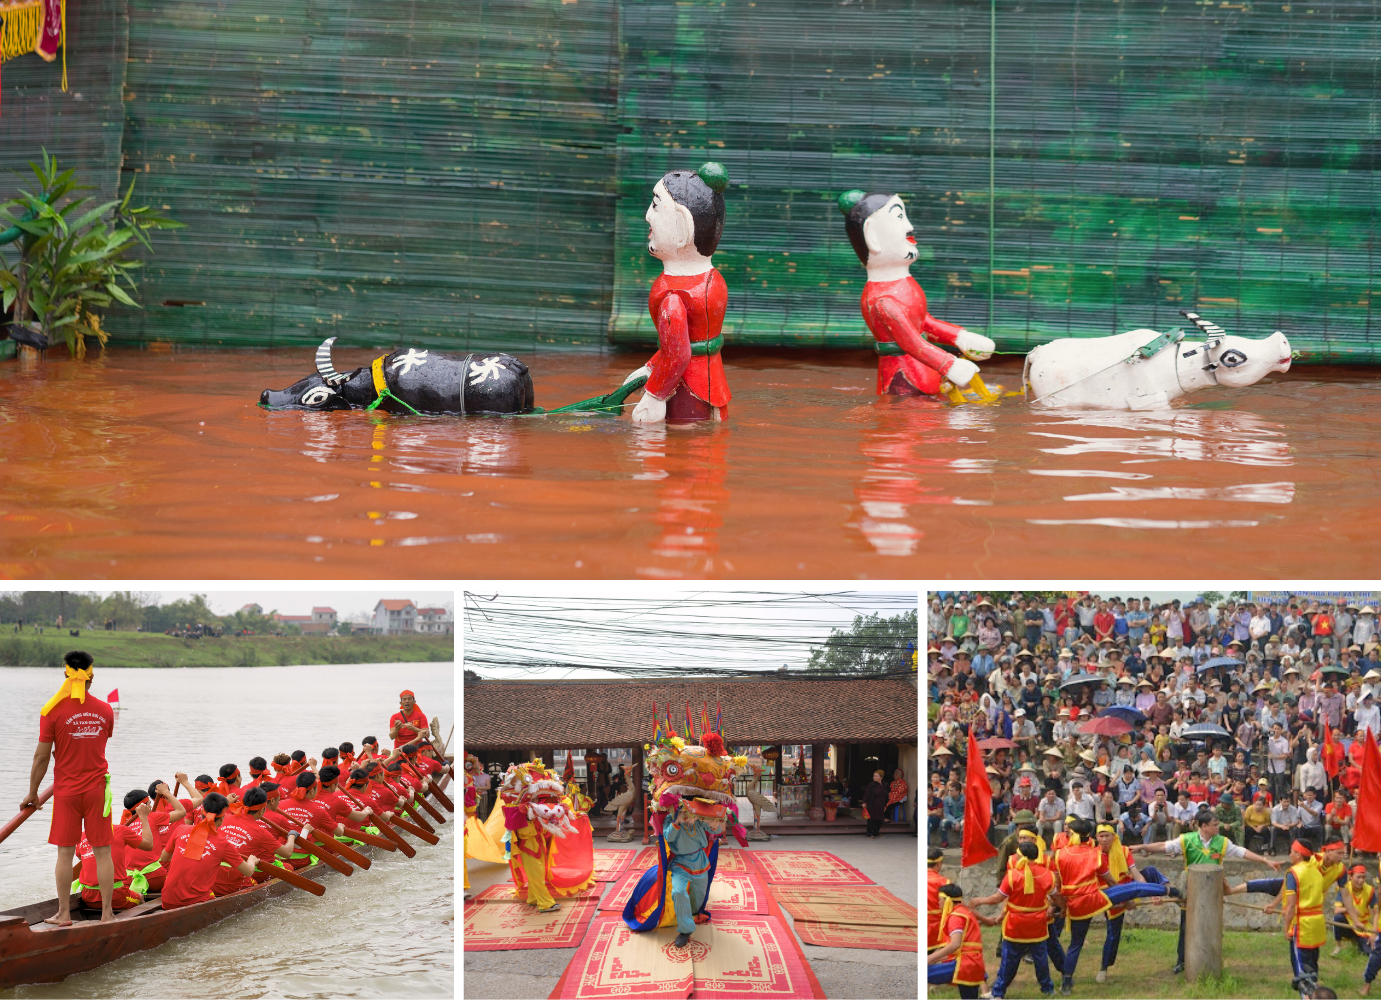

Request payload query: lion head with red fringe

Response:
[646,731,748,838]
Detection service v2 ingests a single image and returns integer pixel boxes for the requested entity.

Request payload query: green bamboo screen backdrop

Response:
[1,0,1379,359]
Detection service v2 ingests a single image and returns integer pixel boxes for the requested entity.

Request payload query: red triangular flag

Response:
[1355,730,1381,852]
[962,728,997,867]
[1323,719,1340,779]
[106,688,119,703]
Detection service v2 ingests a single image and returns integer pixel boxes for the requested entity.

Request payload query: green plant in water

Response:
[0,151,183,358]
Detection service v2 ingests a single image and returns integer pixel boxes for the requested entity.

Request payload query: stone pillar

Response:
[774,750,783,805]
[1184,863,1223,982]
[810,743,826,820]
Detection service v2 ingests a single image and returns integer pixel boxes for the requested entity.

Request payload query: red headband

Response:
[1324,840,1346,852]
[290,779,317,801]
[193,779,213,792]
[1293,840,1314,857]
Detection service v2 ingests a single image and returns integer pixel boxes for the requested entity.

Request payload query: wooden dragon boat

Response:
[0,846,379,989]
[0,755,456,989]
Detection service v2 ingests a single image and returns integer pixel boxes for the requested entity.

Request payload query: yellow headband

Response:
[1012,852,1036,894]
[1096,823,1116,836]
[40,665,94,716]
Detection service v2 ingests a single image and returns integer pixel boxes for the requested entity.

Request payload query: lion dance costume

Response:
[463,753,480,892]
[624,714,749,940]
[500,760,595,910]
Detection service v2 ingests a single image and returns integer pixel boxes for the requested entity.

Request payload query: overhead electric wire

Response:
[462,590,916,677]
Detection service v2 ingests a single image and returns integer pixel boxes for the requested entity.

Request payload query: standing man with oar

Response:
[21,652,117,925]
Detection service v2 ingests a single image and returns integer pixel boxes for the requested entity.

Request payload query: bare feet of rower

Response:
[42,913,72,927]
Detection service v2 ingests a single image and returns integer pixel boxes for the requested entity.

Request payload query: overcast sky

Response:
[463,585,917,679]
[81,590,454,619]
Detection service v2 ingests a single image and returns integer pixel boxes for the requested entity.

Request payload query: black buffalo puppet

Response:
[260,338,535,414]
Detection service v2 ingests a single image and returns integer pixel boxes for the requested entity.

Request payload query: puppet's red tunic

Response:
[860,276,968,394]
[645,269,731,407]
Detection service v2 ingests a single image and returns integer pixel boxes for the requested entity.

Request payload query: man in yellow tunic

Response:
[1282,839,1365,999]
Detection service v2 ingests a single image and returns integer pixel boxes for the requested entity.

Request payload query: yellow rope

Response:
[0,2,44,63]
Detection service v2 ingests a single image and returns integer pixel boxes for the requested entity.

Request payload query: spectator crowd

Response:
[927,592,1381,858]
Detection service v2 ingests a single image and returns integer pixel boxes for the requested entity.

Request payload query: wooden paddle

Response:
[426,777,455,813]
[340,826,396,851]
[339,788,418,858]
[388,812,440,845]
[262,817,353,875]
[0,784,54,845]
[404,800,438,832]
[309,829,371,869]
[256,861,325,896]
[406,779,446,824]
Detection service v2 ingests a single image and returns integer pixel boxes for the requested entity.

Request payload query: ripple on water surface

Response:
[1,348,1378,576]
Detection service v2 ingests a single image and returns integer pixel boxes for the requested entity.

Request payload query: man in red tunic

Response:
[838,190,995,400]
[314,765,375,834]
[23,652,117,925]
[927,846,952,954]
[928,883,998,998]
[630,162,732,424]
[389,691,428,748]
[159,793,260,909]
[278,772,340,833]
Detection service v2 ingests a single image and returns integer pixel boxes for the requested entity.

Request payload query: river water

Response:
[0,663,455,999]
[1,346,1377,577]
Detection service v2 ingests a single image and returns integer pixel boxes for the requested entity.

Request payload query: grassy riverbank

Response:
[0,631,453,668]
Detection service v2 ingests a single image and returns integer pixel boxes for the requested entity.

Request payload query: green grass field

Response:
[0,630,453,668]
[942,921,1379,999]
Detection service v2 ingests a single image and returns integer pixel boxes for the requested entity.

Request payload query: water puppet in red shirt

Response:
[838,190,996,403]
[628,162,732,424]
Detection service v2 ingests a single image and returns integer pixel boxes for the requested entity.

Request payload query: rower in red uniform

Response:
[277,772,339,833]
[73,793,154,912]
[628,162,731,424]
[216,787,309,894]
[256,781,313,870]
[337,742,357,773]
[23,652,117,926]
[215,763,243,803]
[314,765,374,835]
[359,737,383,762]
[390,692,429,748]
[242,757,273,792]
[159,793,260,909]
[347,767,400,820]
[121,781,186,893]
[837,190,995,400]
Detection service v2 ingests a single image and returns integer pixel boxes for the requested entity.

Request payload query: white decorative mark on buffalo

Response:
[391,349,430,376]
[300,385,335,406]
[468,357,508,385]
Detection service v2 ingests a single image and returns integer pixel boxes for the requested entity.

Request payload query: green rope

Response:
[366,387,422,416]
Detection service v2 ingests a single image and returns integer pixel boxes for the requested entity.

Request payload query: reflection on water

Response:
[0,664,454,999]
[1,348,1379,575]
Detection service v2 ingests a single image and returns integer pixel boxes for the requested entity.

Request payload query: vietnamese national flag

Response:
[1354,729,1381,852]
[106,688,119,704]
[962,727,997,867]
[1323,719,1341,779]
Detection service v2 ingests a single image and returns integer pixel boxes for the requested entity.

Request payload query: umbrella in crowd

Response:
[1099,706,1146,725]
[1180,723,1232,740]
[1196,656,1243,673]
[1080,715,1133,738]
[1320,664,1352,679]
[976,737,1016,751]
[1060,672,1105,690]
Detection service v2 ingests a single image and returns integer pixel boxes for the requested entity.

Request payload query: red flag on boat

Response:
[1355,729,1381,852]
[107,688,119,704]
[962,728,997,867]
[1323,719,1341,779]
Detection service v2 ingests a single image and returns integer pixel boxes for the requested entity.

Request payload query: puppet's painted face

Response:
[498,761,565,806]
[648,743,739,813]
[862,194,916,269]
[645,180,699,260]
[463,754,482,781]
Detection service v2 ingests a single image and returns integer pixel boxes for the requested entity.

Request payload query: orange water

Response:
[1,347,1376,578]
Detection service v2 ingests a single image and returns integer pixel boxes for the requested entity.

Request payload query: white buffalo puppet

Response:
[1024,314,1291,410]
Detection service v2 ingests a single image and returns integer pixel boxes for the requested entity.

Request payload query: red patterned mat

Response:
[769,885,917,952]
[592,848,635,882]
[464,896,599,951]
[748,851,873,886]
[471,882,602,903]
[550,914,824,999]
[598,871,770,914]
